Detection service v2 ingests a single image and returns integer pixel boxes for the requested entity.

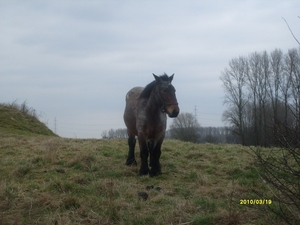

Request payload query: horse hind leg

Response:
[125,135,137,166]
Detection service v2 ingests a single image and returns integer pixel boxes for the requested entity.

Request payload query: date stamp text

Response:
[240,199,272,205]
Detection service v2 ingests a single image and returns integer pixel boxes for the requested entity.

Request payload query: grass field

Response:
[0,103,286,224]
[0,133,284,225]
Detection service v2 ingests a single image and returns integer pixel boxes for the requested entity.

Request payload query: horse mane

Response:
[139,73,169,99]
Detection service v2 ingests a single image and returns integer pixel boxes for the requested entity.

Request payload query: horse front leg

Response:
[125,135,137,166]
[148,139,155,167]
[149,139,162,177]
[138,135,149,175]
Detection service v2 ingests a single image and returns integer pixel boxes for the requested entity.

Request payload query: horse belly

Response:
[124,87,144,136]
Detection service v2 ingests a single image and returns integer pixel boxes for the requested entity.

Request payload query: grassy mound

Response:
[0,136,279,225]
[0,102,57,136]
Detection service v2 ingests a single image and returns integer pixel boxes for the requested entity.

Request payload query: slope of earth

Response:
[0,104,57,136]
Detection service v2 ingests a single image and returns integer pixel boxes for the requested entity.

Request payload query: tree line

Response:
[102,112,236,144]
[101,128,128,139]
[167,112,236,143]
[105,47,300,147]
[220,48,300,146]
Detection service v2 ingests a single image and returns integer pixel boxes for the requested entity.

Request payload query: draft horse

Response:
[123,73,180,176]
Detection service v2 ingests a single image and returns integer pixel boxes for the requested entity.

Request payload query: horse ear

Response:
[169,74,174,82]
[153,73,161,82]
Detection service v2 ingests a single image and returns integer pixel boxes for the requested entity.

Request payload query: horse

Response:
[123,73,180,176]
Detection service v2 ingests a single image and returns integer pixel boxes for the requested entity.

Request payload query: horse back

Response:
[123,87,144,136]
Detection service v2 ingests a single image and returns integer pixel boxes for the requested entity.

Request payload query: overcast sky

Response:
[1,0,299,138]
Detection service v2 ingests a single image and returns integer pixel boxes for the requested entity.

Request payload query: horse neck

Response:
[146,89,163,115]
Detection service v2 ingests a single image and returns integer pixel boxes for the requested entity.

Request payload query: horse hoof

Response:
[139,171,149,176]
[149,170,162,177]
[139,167,149,176]
[125,159,137,166]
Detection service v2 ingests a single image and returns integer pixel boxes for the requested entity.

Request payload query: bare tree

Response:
[220,56,249,145]
[221,48,300,223]
[288,49,300,137]
[169,112,200,143]
[247,52,263,145]
[221,48,300,146]
[252,112,300,225]
[251,22,300,223]
[282,17,300,46]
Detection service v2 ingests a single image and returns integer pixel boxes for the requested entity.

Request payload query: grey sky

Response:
[1,0,299,138]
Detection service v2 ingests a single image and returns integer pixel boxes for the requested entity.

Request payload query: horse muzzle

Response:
[166,104,180,118]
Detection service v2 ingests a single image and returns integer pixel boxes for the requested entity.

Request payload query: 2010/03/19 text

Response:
[240,199,272,205]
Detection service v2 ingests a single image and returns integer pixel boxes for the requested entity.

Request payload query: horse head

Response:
[153,73,180,118]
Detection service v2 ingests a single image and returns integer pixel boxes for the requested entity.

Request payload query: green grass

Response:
[0,103,57,136]
[0,134,280,225]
